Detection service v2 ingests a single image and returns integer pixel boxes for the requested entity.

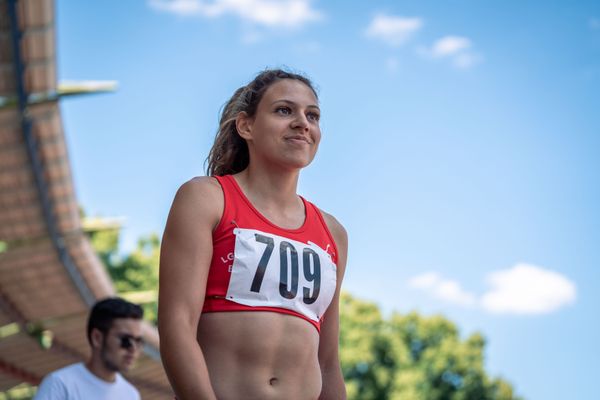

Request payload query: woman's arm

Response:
[318,212,348,400]
[158,177,222,400]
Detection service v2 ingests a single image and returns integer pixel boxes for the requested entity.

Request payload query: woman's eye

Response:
[276,107,291,115]
[307,112,320,122]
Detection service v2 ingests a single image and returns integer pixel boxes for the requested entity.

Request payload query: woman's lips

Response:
[285,136,311,144]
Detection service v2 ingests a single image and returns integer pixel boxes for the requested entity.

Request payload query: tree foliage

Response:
[340,293,523,400]
[87,224,159,324]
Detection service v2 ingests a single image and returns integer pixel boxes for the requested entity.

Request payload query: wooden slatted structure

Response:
[0,0,173,398]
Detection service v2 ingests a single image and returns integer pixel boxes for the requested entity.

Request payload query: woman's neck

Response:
[235,165,300,209]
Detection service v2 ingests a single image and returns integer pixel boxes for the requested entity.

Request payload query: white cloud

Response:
[481,263,577,315]
[149,0,222,16]
[365,14,423,47]
[409,263,576,315]
[418,35,481,69]
[409,271,439,289]
[148,0,322,28]
[430,36,471,57]
[409,272,477,307]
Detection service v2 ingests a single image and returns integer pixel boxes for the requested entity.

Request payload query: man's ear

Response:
[236,111,253,141]
[90,328,104,350]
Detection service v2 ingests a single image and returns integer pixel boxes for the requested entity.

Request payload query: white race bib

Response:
[225,228,337,322]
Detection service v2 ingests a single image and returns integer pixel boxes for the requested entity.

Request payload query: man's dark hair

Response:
[86,297,143,345]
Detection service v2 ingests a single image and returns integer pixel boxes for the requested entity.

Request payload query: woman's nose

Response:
[291,114,309,130]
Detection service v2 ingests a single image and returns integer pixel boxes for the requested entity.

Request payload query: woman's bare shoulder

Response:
[178,176,221,196]
[169,176,223,227]
[175,176,221,203]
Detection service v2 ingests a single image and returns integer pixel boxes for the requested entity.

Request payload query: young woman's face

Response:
[238,79,321,170]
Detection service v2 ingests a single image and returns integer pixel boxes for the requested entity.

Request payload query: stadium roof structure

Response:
[0,1,172,398]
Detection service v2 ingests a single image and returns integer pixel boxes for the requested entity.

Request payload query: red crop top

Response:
[202,175,338,332]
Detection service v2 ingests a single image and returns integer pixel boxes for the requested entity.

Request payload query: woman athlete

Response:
[158,69,347,400]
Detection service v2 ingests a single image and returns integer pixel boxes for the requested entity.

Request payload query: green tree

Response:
[340,293,523,400]
[86,219,159,324]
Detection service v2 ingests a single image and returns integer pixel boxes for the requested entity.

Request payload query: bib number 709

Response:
[251,233,321,304]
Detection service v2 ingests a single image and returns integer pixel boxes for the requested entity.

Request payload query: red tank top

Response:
[202,175,338,331]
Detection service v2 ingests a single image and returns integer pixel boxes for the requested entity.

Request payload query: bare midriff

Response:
[197,311,322,400]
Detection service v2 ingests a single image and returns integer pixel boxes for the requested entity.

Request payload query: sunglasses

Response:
[117,334,144,350]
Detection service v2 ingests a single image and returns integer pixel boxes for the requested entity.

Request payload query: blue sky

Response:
[56,1,600,399]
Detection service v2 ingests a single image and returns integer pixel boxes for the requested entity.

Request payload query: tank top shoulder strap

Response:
[213,174,235,195]
[301,197,339,265]
[212,175,241,235]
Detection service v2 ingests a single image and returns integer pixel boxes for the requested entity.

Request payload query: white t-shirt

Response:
[34,362,140,400]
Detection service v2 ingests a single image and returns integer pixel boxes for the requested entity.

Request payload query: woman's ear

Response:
[236,112,253,140]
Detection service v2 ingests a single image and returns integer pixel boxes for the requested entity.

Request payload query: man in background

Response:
[34,297,144,400]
